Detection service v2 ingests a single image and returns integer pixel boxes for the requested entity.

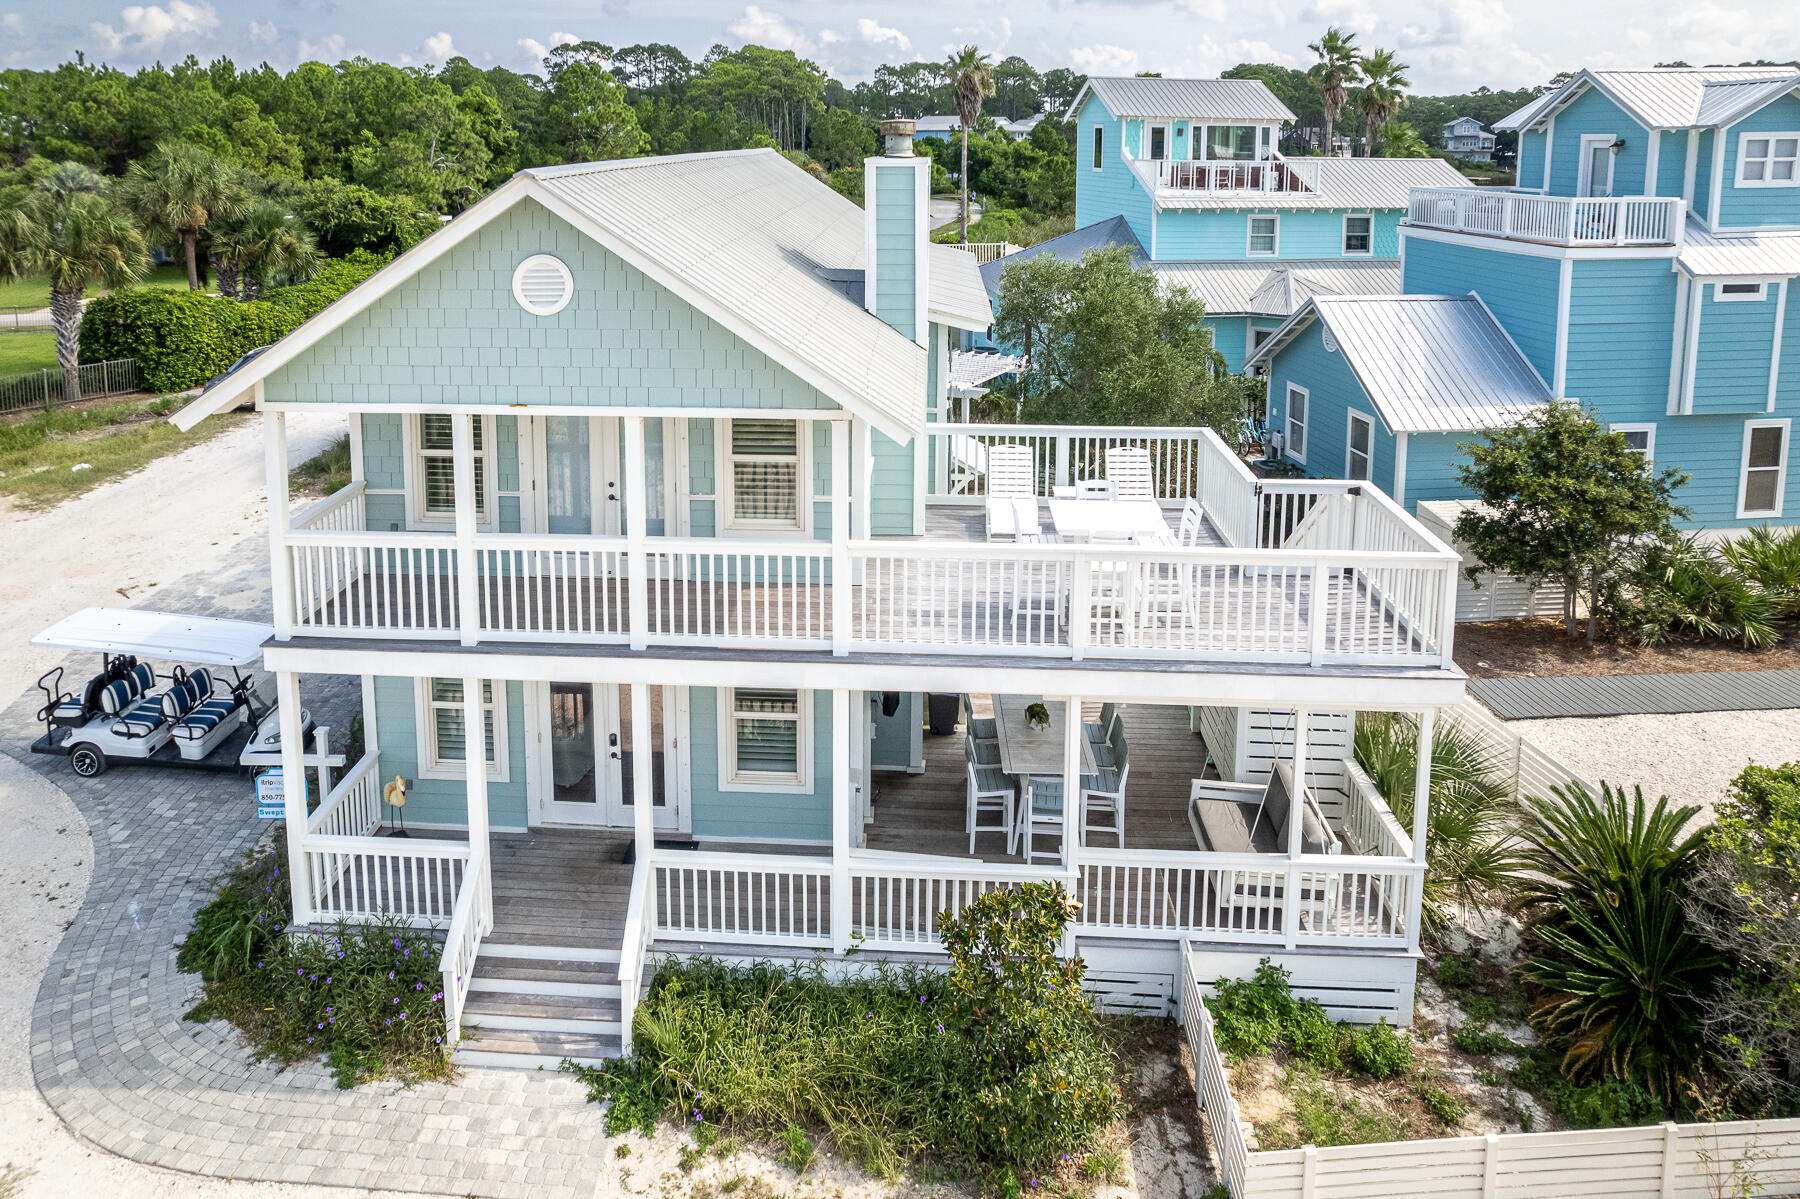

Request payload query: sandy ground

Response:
[0,410,343,714]
[1504,708,1800,820]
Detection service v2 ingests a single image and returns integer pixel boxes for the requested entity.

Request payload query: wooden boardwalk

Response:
[1469,669,1800,719]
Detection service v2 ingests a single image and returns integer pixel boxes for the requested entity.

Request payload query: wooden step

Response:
[464,990,622,1021]
[455,1026,621,1071]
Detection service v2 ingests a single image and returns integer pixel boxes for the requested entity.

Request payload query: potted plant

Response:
[1024,701,1051,732]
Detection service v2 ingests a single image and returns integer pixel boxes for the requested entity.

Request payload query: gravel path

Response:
[1505,707,1800,820]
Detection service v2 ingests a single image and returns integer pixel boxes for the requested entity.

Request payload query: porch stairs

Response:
[454,940,624,1070]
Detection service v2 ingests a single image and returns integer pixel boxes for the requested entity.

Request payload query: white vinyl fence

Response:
[1179,956,1800,1198]
[1450,699,1599,802]
[0,358,142,413]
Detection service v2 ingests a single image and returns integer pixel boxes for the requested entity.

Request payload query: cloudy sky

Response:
[3,0,1794,94]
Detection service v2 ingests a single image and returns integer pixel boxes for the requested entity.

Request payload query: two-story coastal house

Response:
[1442,117,1498,162]
[972,77,1473,372]
[170,137,1466,1070]
[1250,67,1800,534]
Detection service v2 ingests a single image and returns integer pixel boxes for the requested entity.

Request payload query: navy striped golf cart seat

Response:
[100,663,164,736]
[163,668,241,741]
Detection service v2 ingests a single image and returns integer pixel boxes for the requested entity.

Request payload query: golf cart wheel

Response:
[70,745,107,778]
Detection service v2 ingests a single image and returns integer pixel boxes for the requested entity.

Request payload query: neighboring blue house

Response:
[911,115,961,142]
[1442,117,1497,162]
[974,76,1474,371]
[1250,66,1800,533]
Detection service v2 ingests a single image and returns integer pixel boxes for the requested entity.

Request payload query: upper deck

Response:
[1406,186,1686,247]
[273,423,1461,676]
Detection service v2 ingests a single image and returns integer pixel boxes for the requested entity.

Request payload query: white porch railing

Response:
[473,537,628,641]
[927,423,1212,502]
[1406,187,1684,246]
[643,542,833,649]
[439,847,490,1046]
[946,241,1019,264]
[1180,947,1250,1197]
[1155,157,1298,193]
[304,835,471,925]
[1342,760,1413,859]
[617,858,652,1056]
[652,852,833,946]
[307,751,383,840]
[849,856,1057,949]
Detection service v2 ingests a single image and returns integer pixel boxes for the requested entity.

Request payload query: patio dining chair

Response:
[1177,499,1207,547]
[984,444,1041,540]
[1019,775,1065,864]
[966,750,1015,854]
[1105,446,1155,500]
[1081,757,1129,846]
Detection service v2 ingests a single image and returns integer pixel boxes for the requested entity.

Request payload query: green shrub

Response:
[179,831,449,1086]
[1210,961,1420,1084]
[1419,1084,1469,1127]
[1345,1020,1413,1080]
[80,249,389,392]
[1624,535,1782,648]
[1719,527,1800,618]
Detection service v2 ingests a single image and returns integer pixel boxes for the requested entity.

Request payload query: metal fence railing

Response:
[0,306,56,334]
[0,359,143,414]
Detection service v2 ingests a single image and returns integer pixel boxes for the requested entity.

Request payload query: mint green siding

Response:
[687,687,833,842]
[1692,283,1781,414]
[1718,95,1800,228]
[1564,258,1676,413]
[871,165,918,340]
[264,200,839,412]
[870,691,916,769]
[870,431,916,534]
[1546,87,1648,196]
[1402,237,1560,382]
[372,676,529,829]
[362,414,405,488]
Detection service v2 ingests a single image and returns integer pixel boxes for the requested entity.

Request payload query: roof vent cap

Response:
[880,119,916,157]
[512,254,573,316]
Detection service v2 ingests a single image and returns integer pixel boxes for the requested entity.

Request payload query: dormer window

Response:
[1738,134,1799,187]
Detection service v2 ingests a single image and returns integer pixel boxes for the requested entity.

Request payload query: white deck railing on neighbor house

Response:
[280,425,1459,669]
[946,241,1019,264]
[1119,148,1303,195]
[1406,186,1684,246]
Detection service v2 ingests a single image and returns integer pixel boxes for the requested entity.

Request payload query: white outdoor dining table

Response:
[992,695,1097,777]
[1047,498,1170,542]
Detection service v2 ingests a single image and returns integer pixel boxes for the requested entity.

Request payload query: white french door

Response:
[528,414,676,537]
[533,681,683,830]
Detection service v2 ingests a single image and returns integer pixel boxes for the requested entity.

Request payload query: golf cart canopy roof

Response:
[32,609,271,668]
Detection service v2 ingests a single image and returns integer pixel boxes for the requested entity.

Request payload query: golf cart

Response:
[31,608,317,778]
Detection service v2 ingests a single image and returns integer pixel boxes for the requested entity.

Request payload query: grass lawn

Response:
[0,395,243,509]
[0,264,190,310]
[0,333,58,376]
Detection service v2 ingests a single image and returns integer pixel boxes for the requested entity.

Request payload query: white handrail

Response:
[439,847,489,1047]
[616,858,651,1056]
[291,480,367,533]
[307,751,383,838]
[1341,761,1414,859]
[1180,945,1250,1196]
[1406,186,1683,246]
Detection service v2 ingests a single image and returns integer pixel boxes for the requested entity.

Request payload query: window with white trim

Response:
[1716,282,1768,302]
[721,687,811,791]
[1284,383,1308,463]
[1739,420,1790,518]
[1207,125,1257,160]
[410,413,489,524]
[1092,126,1103,171]
[1248,215,1279,257]
[724,419,806,531]
[1346,410,1373,480]
[1736,134,1799,187]
[1343,214,1373,256]
[418,678,507,780]
[1148,124,1167,160]
[1611,422,1656,462]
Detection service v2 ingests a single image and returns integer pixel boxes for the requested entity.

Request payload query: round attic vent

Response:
[512,254,573,316]
[1321,328,1339,353]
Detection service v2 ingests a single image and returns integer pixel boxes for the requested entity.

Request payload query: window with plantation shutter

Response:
[721,687,811,791]
[418,678,507,780]
[412,414,488,524]
[725,419,804,530]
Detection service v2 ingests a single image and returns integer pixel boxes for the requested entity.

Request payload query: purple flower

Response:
[317,1023,324,1030]
[296,969,304,977]
[865,1011,873,1019]
[693,1110,704,1124]
[435,1036,442,1045]
[399,1012,407,1020]
[385,1018,392,1026]
[392,997,400,1005]
[307,1037,313,1044]
[936,1023,945,1032]
[387,971,395,980]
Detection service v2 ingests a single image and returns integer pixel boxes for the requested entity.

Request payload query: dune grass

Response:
[0,395,242,509]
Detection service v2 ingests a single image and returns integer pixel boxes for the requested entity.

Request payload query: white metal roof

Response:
[1067,76,1295,123]
[1499,68,1800,131]
[1679,219,1800,278]
[1247,295,1551,434]
[913,115,962,132]
[33,608,272,667]
[1155,156,1472,211]
[173,150,986,443]
[1152,259,1400,316]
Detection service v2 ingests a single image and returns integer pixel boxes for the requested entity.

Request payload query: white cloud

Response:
[422,30,457,61]
[855,18,912,56]
[247,19,276,45]
[1067,42,1140,75]
[296,32,347,62]
[89,1,219,55]
[517,30,581,69]
[3,13,24,33]
[727,6,815,55]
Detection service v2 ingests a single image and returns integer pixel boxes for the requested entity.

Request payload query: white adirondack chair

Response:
[984,443,1042,540]
[1106,446,1155,499]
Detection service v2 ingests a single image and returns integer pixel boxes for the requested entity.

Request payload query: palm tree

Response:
[1307,27,1361,153]
[0,164,148,406]
[1358,49,1412,158]
[946,45,996,244]
[122,140,249,291]
[1376,120,1431,158]
[213,200,319,301]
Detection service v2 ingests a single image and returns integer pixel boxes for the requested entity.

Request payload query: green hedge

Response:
[80,249,391,394]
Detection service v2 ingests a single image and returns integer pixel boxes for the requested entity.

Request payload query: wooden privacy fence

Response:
[0,358,142,413]
[1178,954,1800,1198]
[1449,699,1599,802]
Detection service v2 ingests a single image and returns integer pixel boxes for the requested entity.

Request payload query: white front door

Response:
[534,681,681,830]
[530,414,676,537]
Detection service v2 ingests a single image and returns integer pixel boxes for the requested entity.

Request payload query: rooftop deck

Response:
[1406,187,1684,247]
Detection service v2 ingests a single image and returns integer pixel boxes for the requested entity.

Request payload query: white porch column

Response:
[451,415,481,646]
[265,410,294,639]
[630,682,655,866]
[1061,694,1084,879]
[1283,708,1310,949]
[830,688,853,952]
[831,419,852,655]
[1411,709,1434,866]
[461,676,492,909]
[275,669,313,924]
[623,416,649,650]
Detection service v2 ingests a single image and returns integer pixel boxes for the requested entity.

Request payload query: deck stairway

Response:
[454,939,624,1069]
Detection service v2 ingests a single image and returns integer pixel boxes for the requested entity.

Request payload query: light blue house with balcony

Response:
[1250,67,1800,533]
[979,76,1471,372]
